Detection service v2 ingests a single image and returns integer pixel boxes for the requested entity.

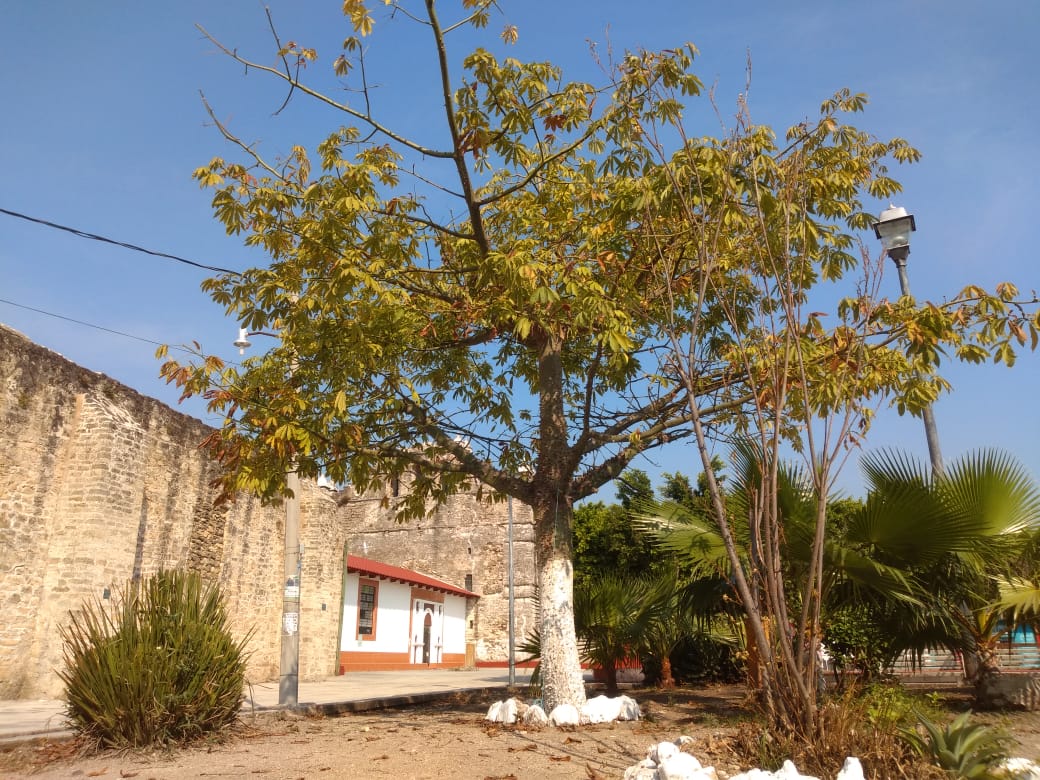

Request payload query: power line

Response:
[0,206,242,276]
[0,297,193,352]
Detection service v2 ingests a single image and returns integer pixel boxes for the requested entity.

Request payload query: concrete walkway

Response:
[0,667,538,745]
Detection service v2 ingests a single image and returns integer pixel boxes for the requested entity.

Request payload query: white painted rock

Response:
[484,697,519,724]
[578,694,642,724]
[729,770,778,780]
[617,694,641,721]
[657,751,708,779]
[627,734,867,780]
[835,757,864,780]
[521,703,548,726]
[548,703,580,726]
[996,757,1040,779]
[649,741,679,763]
[581,694,622,724]
[730,760,820,779]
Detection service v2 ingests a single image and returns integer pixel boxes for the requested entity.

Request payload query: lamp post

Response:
[234,327,301,707]
[873,206,945,476]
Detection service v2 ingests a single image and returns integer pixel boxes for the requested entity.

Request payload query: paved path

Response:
[0,667,538,745]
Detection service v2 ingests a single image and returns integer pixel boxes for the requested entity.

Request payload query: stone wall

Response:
[0,325,534,699]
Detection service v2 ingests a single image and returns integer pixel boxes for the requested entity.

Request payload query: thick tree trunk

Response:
[530,332,586,713]
[535,537,587,712]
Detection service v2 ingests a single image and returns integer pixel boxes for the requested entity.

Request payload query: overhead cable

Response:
[0,206,242,276]
[0,297,193,351]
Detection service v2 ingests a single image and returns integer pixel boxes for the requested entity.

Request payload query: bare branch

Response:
[423,0,490,252]
[264,7,298,116]
[196,24,455,160]
[199,92,287,182]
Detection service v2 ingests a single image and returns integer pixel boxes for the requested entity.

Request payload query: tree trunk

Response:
[530,332,586,713]
[604,662,619,696]
[660,655,676,689]
[535,535,586,712]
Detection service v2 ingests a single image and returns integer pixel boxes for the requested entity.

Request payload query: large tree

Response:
[160,1,1039,711]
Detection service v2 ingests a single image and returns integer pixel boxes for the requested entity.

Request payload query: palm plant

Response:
[636,446,911,690]
[849,449,1040,685]
[637,445,1040,709]
[636,570,740,688]
[573,573,661,694]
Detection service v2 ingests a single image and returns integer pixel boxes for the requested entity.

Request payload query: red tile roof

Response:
[346,555,478,598]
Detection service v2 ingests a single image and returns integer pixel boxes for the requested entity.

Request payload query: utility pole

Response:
[281,469,301,706]
[507,494,515,687]
[235,327,301,706]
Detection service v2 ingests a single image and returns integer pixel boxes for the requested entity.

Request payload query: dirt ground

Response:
[4,686,1040,780]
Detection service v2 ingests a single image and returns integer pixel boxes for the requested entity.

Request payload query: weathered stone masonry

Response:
[0,325,535,699]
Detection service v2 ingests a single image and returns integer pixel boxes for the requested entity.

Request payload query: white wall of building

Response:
[443,595,467,655]
[340,572,411,654]
[341,570,471,663]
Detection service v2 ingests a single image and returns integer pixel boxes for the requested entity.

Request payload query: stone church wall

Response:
[0,325,534,698]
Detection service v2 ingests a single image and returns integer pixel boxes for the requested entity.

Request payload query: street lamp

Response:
[873,205,944,475]
[234,327,301,707]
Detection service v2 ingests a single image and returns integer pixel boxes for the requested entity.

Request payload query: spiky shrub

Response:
[901,710,1013,780]
[59,569,251,748]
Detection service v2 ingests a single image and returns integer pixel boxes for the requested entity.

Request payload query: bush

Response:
[823,605,900,684]
[59,569,251,748]
[641,634,744,686]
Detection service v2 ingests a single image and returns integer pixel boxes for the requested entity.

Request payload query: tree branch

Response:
[423,0,490,253]
[196,24,455,160]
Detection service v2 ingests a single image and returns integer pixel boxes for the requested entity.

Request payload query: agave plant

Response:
[59,569,252,748]
[900,710,1012,779]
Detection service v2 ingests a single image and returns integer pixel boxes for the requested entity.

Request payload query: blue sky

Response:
[2,1,1037,499]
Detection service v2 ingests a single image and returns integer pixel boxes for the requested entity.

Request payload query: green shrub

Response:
[859,681,943,732]
[901,710,1013,780]
[824,605,900,683]
[640,634,744,686]
[59,569,251,748]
